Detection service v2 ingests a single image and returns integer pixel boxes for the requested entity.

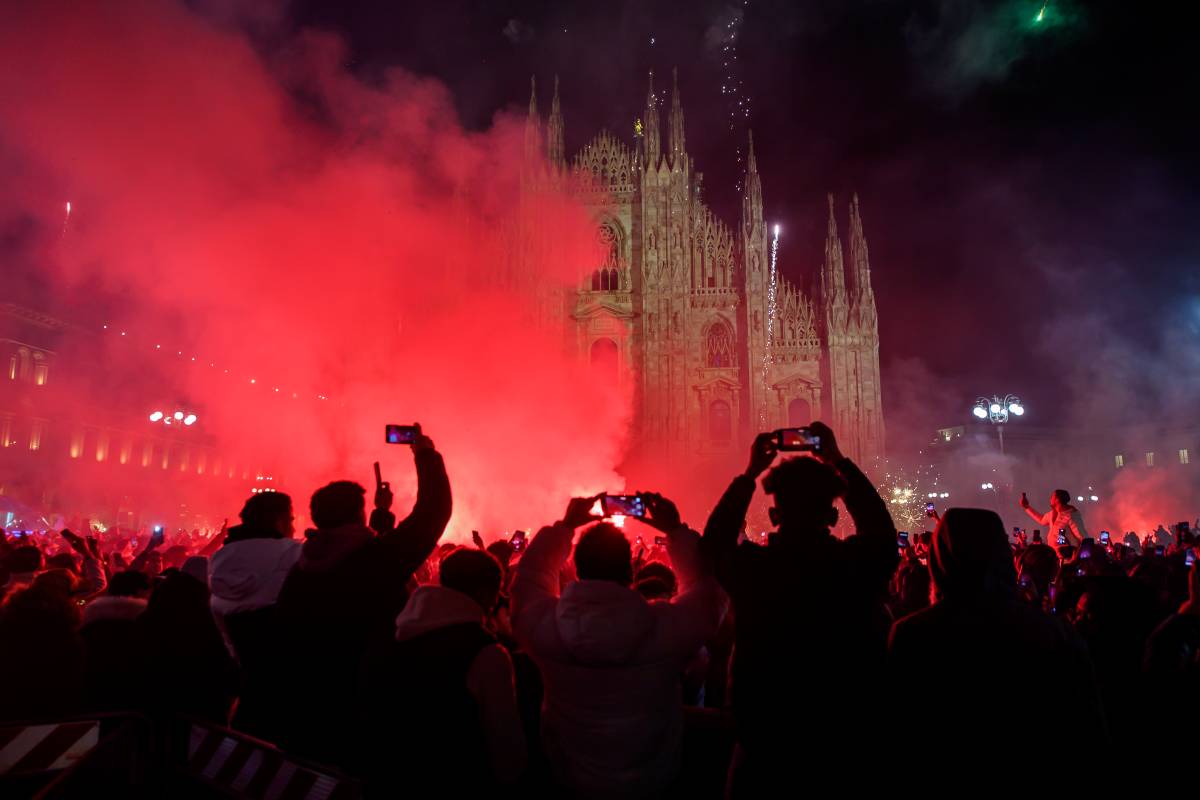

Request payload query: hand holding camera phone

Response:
[601,494,647,518]
[510,529,527,552]
[776,427,821,453]
[1056,530,1067,546]
[385,423,421,445]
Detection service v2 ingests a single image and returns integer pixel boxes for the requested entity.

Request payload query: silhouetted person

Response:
[888,509,1108,769]
[81,570,152,713]
[512,495,727,799]
[138,569,238,725]
[703,422,898,794]
[359,548,526,795]
[209,492,301,740]
[273,427,451,767]
[0,575,85,719]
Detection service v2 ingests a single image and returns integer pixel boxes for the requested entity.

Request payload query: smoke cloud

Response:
[0,0,629,538]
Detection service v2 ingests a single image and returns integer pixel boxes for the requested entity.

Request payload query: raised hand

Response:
[472,530,486,550]
[746,432,778,478]
[807,421,843,464]
[642,492,682,533]
[562,496,602,529]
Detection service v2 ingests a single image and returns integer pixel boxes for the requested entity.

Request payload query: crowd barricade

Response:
[0,712,153,798]
[170,717,362,799]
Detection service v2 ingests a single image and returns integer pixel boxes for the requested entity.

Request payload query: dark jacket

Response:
[271,448,452,767]
[702,457,898,780]
[888,509,1109,771]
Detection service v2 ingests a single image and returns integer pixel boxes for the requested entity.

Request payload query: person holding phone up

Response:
[1019,489,1088,549]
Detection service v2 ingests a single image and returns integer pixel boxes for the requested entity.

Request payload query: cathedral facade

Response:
[522,71,885,464]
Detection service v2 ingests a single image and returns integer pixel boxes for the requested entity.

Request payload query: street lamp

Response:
[149,409,198,427]
[972,394,1025,453]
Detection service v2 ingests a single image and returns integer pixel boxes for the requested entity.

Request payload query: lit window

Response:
[1181,449,1191,465]
[6,357,15,380]
[29,420,43,451]
[1114,454,1124,469]
[1146,452,1155,467]
[33,364,48,386]
[1,415,11,447]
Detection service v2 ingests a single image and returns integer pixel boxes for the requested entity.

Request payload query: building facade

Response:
[520,71,886,464]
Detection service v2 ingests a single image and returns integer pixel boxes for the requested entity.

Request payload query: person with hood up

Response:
[358,547,526,795]
[207,491,301,739]
[272,425,451,767]
[887,508,1109,770]
[511,493,727,799]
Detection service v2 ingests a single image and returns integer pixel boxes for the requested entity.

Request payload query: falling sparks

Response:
[759,223,780,428]
[719,1,753,192]
[1035,1,1048,22]
[876,460,946,533]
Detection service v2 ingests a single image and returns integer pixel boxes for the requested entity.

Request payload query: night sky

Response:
[282,0,1200,442]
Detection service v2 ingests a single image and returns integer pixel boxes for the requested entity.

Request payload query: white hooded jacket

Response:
[209,537,301,619]
[511,522,728,799]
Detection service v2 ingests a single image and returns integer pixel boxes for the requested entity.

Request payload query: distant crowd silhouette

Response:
[2,421,1198,797]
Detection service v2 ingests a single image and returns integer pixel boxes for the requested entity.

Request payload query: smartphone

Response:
[654,535,668,547]
[510,529,527,552]
[1155,545,1165,557]
[153,524,164,535]
[601,494,646,518]
[776,427,820,452]
[385,424,419,445]
[1056,533,1066,546]
[1185,548,1196,567]
[926,503,937,517]
[1100,531,1110,544]
[897,532,910,548]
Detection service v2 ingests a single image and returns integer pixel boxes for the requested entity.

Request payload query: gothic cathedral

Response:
[522,71,885,465]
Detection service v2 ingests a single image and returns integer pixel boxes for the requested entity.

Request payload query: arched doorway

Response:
[709,399,732,442]
[788,397,811,428]
[590,338,619,384]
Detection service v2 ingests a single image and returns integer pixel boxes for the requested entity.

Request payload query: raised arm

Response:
[1020,493,1048,527]
[368,428,453,576]
[510,497,598,646]
[702,432,776,590]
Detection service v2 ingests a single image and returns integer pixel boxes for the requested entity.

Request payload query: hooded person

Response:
[511,494,727,800]
[207,491,301,740]
[272,427,451,768]
[887,508,1109,773]
[358,548,526,795]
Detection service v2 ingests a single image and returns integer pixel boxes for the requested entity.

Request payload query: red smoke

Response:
[0,1,629,538]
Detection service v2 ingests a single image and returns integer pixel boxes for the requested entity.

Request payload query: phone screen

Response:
[1100,531,1110,544]
[776,428,820,452]
[654,535,668,547]
[510,530,527,551]
[385,424,419,445]
[1057,534,1066,546]
[601,494,646,518]
[897,532,910,547]
[1185,549,1195,567]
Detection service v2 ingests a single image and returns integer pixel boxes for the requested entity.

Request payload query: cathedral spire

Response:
[668,66,686,167]
[847,193,877,329]
[546,75,565,168]
[741,130,763,233]
[643,69,661,168]
[821,193,848,323]
[523,76,541,164]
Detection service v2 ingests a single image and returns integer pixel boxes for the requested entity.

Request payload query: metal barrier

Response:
[170,717,362,799]
[0,713,153,799]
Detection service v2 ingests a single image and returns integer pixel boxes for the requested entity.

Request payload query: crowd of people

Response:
[2,422,1198,796]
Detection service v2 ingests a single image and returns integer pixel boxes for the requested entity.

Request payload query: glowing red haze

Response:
[0,1,630,539]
